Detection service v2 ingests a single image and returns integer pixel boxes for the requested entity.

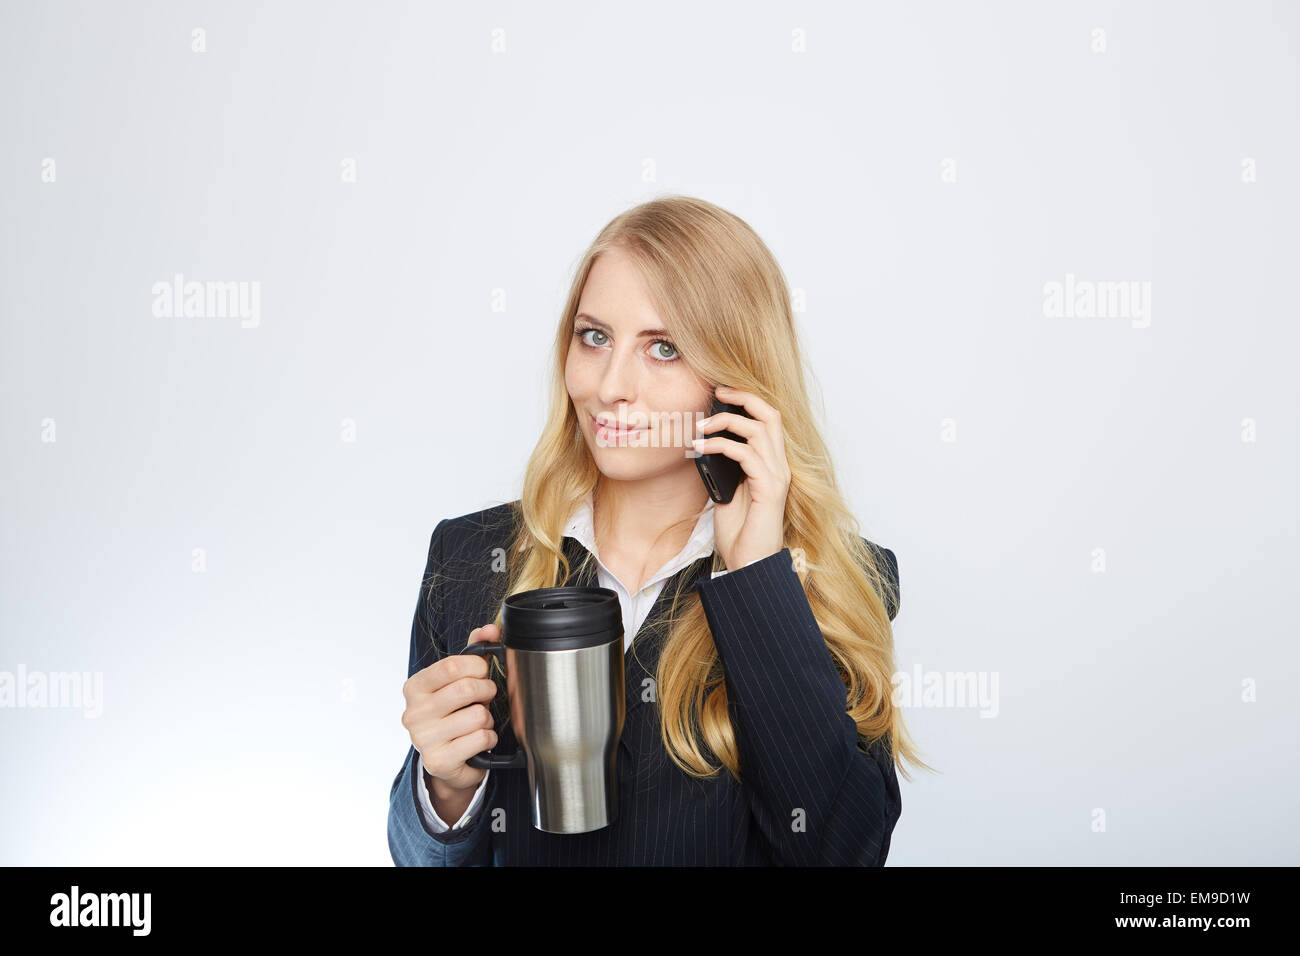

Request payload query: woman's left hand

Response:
[693,385,791,572]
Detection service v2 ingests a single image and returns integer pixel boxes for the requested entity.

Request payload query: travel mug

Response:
[461,586,625,834]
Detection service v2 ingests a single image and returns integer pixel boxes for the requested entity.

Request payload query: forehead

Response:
[578,250,662,322]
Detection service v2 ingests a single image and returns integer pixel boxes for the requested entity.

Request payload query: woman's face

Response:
[564,247,711,483]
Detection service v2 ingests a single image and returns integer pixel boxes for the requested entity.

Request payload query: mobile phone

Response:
[694,394,753,504]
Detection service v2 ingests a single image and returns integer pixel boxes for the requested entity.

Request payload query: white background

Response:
[1,0,1296,864]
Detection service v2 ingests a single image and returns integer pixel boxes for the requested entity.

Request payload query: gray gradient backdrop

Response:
[1,0,1296,865]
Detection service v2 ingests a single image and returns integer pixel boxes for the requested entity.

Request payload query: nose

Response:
[596,346,640,408]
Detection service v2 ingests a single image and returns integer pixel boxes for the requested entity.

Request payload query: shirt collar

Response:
[564,490,716,588]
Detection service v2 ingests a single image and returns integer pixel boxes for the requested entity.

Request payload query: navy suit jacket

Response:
[387,501,902,866]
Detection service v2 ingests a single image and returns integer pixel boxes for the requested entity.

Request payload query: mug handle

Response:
[461,643,526,769]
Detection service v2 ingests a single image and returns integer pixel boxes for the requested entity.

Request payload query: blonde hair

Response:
[491,194,931,782]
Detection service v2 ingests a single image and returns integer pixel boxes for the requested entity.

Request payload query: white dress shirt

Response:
[416,492,748,833]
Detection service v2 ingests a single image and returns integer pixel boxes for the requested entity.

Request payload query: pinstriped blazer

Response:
[387,501,901,866]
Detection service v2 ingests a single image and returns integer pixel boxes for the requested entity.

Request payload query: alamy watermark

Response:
[892,664,999,718]
[592,407,708,450]
[0,665,103,717]
[1043,273,1151,329]
[50,885,150,935]
[152,272,261,328]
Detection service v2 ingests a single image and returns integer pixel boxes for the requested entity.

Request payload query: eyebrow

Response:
[574,313,671,339]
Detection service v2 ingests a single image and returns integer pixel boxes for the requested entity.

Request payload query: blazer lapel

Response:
[560,536,710,646]
[488,534,711,764]
[558,535,711,735]
[560,535,599,588]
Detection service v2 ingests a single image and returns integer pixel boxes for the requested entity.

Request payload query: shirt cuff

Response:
[415,754,491,832]
[709,556,763,579]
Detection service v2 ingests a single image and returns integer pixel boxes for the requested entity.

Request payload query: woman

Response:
[389,195,928,866]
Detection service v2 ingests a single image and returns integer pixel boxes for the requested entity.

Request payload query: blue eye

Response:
[574,326,681,364]
[651,340,679,361]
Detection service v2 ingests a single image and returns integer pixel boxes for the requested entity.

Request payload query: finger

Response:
[691,435,768,481]
[442,699,496,738]
[428,674,500,721]
[714,385,780,427]
[435,726,500,775]
[404,651,485,696]
[422,726,499,780]
[411,693,495,756]
[714,386,785,460]
[697,411,773,463]
[469,622,502,643]
[466,624,504,689]
[697,411,762,440]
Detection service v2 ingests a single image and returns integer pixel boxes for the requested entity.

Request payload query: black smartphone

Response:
[694,394,753,504]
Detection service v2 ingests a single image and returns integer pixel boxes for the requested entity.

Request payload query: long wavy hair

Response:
[490,194,930,782]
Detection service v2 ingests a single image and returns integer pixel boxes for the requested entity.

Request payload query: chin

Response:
[590,457,650,481]
[589,449,688,482]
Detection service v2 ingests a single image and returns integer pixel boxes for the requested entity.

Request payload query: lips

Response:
[592,414,644,442]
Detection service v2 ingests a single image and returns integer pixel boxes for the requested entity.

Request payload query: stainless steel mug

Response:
[461,586,625,835]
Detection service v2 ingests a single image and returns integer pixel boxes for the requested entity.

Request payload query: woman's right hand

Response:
[401,624,502,795]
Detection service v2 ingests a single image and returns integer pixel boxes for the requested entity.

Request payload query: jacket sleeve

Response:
[692,543,902,866]
[388,519,496,866]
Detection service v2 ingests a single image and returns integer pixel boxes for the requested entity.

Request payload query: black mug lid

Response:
[501,586,623,651]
